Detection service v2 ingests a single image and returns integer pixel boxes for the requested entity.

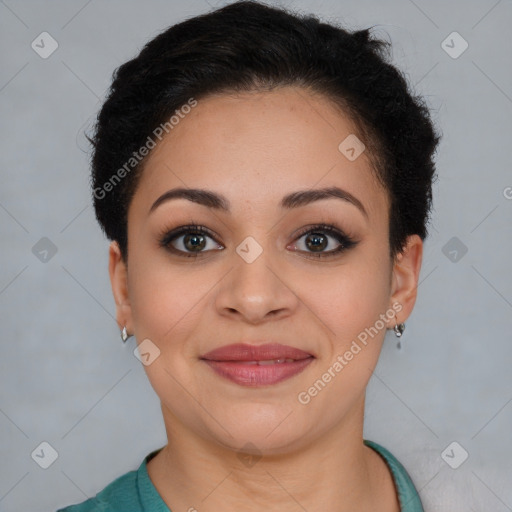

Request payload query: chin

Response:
[205,407,312,456]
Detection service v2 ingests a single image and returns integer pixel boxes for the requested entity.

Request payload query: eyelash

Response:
[158,222,358,259]
[292,223,357,257]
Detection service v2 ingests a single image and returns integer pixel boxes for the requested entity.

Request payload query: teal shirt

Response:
[57,440,424,512]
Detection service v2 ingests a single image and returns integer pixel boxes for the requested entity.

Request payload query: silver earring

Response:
[121,326,129,343]
[394,322,405,338]
[393,321,405,350]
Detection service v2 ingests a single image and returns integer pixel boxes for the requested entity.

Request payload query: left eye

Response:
[289,225,356,256]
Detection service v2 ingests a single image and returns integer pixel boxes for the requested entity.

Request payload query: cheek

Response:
[300,255,392,346]
[127,254,210,342]
[293,258,392,429]
[126,257,210,416]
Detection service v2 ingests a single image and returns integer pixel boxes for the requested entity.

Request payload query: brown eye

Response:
[182,233,207,252]
[290,224,357,258]
[305,232,328,252]
[159,224,223,257]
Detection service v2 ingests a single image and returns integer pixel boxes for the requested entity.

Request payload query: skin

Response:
[109,86,423,512]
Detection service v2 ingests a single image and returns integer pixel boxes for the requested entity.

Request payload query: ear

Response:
[388,234,423,325]
[108,241,133,334]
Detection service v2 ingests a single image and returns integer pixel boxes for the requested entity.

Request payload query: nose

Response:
[214,241,299,324]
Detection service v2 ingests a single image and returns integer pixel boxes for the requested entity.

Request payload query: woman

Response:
[58,1,440,510]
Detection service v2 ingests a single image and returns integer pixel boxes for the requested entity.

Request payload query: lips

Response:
[201,343,313,362]
[200,343,314,387]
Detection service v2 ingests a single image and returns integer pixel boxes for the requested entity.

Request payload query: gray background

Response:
[0,1,511,511]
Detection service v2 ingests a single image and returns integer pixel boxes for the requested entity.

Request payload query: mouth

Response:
[200,343,315,387]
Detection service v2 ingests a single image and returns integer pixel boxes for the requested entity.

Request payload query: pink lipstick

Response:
[200,343,314,387]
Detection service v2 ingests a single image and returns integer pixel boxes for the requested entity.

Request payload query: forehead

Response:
[129,86,388,221]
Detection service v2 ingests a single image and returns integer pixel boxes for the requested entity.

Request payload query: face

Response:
[110,86,422,455]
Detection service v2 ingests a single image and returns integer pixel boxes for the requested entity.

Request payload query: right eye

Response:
[159,224,224,258]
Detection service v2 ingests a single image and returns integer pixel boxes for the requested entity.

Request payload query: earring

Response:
[121,326,129,343]
[393,322,405,338]
[393,317,405,350]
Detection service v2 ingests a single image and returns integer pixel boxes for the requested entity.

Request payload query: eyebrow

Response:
[149,186,368,218]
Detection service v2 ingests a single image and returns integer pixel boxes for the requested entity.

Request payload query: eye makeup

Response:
[157,220,359,259]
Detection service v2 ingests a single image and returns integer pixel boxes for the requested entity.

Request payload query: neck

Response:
[146,396,400,512]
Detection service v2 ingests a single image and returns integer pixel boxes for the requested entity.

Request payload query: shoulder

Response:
[364,439,424,512]
[56,467,140,512]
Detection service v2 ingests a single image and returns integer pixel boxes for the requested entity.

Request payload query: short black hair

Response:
[89,0,441,262]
